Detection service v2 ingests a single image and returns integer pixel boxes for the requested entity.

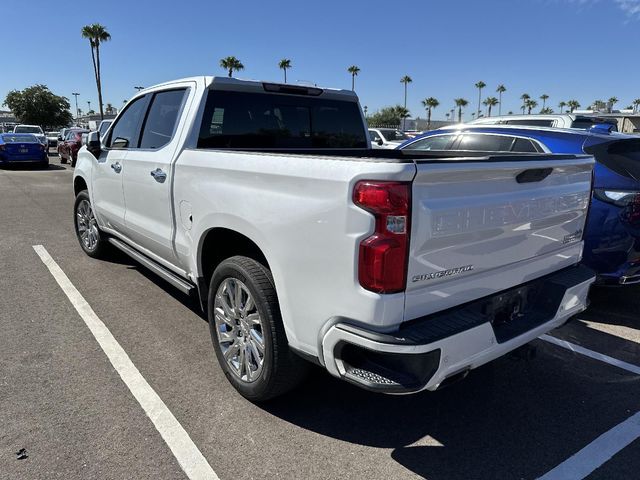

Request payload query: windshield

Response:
[380,130,410,141]
[197,90,367,149]
[14,126,42,134]
[2,134,39,143]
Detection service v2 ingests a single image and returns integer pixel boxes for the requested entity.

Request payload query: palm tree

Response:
[475,81,486,117]
[608,96,618,112]
[496,84,507,115]
[592,99,604,111]
[540,107,554,114]
[421,97,439,129]
[454,98,468,123]
[400,76,412,129]
[540,94,549,110]
[483,97,499,117]
[520,93,530,114]
[81,23,111,120]
[219,56,244,77]
[278,59,292,83]
[633,99,640,114]
[558,101,567,114]
[347,65,360,91]
[525,99,538,114]
[567,100,581,113]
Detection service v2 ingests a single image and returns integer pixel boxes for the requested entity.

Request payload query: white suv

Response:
[468,114,618,131]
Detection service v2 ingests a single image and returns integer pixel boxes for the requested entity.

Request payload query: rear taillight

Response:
[353,181,411,293]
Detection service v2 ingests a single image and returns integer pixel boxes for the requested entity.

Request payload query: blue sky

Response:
[2,0,640,121]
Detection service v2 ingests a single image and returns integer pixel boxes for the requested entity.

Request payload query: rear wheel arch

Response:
[197,227,272,307]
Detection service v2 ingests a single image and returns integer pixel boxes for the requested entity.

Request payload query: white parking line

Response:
[537,411,640,480]
[32,245,219,480]
[540,334,640,375]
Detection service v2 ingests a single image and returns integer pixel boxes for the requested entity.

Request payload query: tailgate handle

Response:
[516,168,553,183]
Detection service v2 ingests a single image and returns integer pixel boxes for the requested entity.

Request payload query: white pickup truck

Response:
[73,76,596,401]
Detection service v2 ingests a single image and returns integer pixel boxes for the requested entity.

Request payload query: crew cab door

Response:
[121,86,191,262]
[92,95,149,232]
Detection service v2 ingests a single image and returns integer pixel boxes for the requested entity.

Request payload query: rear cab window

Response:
[197,90,368,149]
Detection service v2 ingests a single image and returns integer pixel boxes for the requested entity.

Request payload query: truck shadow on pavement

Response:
[263,327,640,479]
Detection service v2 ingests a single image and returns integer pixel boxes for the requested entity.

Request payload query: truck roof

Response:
[139,76,359,102]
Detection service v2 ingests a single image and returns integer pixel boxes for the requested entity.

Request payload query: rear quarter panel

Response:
[172,150,416,357]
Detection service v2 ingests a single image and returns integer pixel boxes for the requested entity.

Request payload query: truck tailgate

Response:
[405,155,594,321]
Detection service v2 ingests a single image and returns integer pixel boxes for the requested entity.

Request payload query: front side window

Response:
[457,134,514,151]
[403,135,455,151]
[369,130,381,142]
[198,90,367,149]
[108,96,148,149]
[139,89,187,149]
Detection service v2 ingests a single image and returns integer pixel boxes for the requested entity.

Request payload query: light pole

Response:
[72,92,80,120]
[87,101,91,113]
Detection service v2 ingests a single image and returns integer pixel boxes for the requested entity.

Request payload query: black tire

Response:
[60,154,67,164]
[207,256,308,401]
[39,159,49,169]
[73,190,109,258]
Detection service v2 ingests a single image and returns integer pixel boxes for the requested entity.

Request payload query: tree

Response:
[421,97,439,129]
[367,105,409,127]
[483,96,499,117]
[520,93,530,114]
[278,59,292,83]
[592,99,604,110]
[525,99,538,114]
[81,23,111,120]
[609,96,618,109]
[400,76,412,129]
[558,101,567,113]
[219,56,244,77]
[496,84,506,116]
[347,65,360,91]
[475,81,486,117]
[540,107,554,114]
[633,99,640,113]
[454,98,468,123]
[3,85,73,128]
[567,100,581,113]
[540,94,549,110]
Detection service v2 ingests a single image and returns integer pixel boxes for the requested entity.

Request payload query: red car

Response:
[58,129,89,166]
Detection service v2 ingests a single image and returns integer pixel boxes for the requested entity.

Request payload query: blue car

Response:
[399,125,640,285]
[0,133,49,168]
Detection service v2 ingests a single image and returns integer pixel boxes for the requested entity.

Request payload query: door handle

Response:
[150,168,167,183]
[111,162,122,173]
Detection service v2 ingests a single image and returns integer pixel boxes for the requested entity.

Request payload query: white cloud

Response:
[614,0,640,18]
[563,0,640,19]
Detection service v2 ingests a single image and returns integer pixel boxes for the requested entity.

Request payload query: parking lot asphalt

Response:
[1,157,639,480]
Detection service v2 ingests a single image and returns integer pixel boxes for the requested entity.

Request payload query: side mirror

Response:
[58,135,63,141]
[377,139,384,146]
[87,131,102,158]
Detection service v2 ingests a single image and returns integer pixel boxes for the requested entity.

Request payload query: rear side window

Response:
[512,138,539,152]
[140,89,187,149]
[197,90,367,149]
[457,134,514,151]
[108,95,149,149]
[403,135,454,151]
[505,119,554,127]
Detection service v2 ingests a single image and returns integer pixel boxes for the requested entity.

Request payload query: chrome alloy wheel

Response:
[76,199,99,251]
[214,278,265,383]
